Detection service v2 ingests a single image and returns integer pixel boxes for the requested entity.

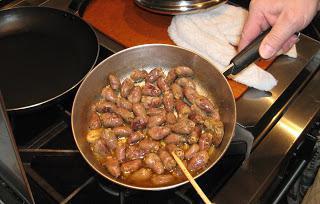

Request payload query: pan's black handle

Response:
[224,29,300,76]
[225,28,271,76]
[68,0,89,16]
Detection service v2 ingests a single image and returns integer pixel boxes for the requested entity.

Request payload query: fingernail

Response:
[284,38,299,52]
[260,43,276,59]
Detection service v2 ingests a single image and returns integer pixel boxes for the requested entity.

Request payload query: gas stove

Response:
[1,0,320,204]
[5,43,249,204]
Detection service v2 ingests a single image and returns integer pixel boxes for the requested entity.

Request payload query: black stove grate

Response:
[14,100,245,204]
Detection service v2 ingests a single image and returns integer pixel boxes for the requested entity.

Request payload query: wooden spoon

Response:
[171,151,214,204]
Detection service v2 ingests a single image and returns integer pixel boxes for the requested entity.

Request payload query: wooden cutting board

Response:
[83,0,272,99]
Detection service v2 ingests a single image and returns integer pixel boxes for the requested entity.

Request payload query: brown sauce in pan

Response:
[86,66,224,187]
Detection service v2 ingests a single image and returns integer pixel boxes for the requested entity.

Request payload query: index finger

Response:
[238,9,269,51]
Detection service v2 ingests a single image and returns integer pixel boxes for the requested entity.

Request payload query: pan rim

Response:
[1,6,100,112]
[71,43,236,191]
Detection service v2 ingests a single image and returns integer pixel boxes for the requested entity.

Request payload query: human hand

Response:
[238,0,320,59]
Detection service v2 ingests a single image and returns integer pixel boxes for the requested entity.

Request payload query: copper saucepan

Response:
[71,44,236,190]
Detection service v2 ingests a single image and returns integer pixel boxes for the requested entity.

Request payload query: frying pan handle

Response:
[68,0,90,16]
[226,28,271,76]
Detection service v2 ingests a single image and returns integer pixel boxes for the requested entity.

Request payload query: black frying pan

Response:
[0,5,98,112]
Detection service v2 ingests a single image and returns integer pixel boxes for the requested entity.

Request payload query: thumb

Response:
[259,12,300,59]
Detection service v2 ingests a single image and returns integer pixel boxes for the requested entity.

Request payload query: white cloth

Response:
[168,4,297,91]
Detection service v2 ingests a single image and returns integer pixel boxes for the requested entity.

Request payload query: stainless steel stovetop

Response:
[1,0,320,203]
